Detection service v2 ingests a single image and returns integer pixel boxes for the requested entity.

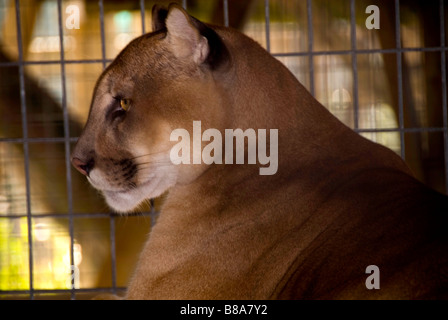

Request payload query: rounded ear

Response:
[151,4,168,32]
[165,4,209,65]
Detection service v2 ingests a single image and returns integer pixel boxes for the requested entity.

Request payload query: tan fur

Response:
[72,4,448,299]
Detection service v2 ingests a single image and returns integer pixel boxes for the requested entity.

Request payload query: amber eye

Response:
[120,98,131,111]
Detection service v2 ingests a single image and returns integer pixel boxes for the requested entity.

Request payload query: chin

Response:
[102,174,176,214]
[103,190,143,214]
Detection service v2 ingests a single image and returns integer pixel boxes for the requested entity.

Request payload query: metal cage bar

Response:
[97,0,119,296]
[440,0,448,194]
[223,0,229,27]
[306,0,315,96]
[140,0,146,33]
[14,0,34,300]
[56,0,76,300]
[350,0,359,130]
[1,47,447,69]
[265,0,271,53]
[395,0,406,159]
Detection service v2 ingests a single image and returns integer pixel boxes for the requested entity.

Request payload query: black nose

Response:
[71,157,94,176]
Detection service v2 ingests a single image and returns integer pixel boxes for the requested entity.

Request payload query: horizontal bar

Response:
[355,127,448,134]
[0,287,126,296]
[1,127,446,145]
[0,46,446,68]
[0,58,113,67]
[0,137,79,144]
[272,46,448,58]
[0,211,157,219]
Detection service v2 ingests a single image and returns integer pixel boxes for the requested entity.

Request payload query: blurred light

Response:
[74,243,83,266]
[114,10,132,32]
[35,223,50,242]
[29,36,76,53]
[331,88,351,110]
[0,194,10,213]
[63,243,83,266]
[114,33,133,50]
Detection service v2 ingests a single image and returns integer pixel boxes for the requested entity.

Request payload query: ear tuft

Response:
[151,5,168,32]
[165,4,209,64]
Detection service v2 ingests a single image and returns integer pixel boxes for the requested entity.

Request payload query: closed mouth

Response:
[102,176,155,195]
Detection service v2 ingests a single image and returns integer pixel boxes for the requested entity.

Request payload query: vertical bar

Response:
[306,0,315,96]
[57,0,75,300]
[350,0,359,130]
[264,0,271,53]
[110,215,117,294]
[99,0,107,69]
[223,0,229,27]
[440,0,448,194]
[98,0,117,295]
[182,0,187,10]
[395,0,405,159]
[14,0,34,300]
[140,0,146,34]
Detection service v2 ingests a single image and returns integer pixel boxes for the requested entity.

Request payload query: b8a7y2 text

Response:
[224,305,267,315]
